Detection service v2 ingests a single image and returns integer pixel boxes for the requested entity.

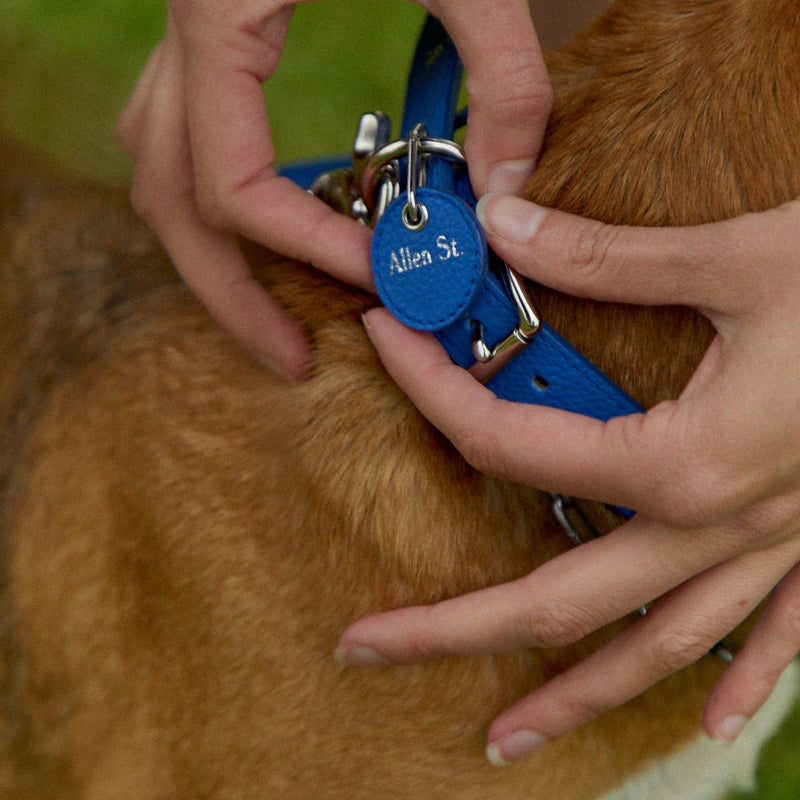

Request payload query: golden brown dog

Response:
[2,1,800,798]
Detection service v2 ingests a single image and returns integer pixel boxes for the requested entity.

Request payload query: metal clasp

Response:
[308,111,394,224]
[360,131,467,224]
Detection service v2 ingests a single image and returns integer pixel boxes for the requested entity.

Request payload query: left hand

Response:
[116,0,551,379]
[336,193,800,765]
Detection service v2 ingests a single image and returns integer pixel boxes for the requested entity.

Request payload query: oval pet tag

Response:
[371,187,489,331]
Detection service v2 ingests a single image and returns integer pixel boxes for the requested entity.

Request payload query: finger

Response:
[179,9,374,289]
[214,175,375,292]
[475,194,800,313]
[425,0,551,195]
[125,22,311,378]
[116,41,164,158]
[158,204,313,379]
[485,545,794,765]
[703,556,800,741]
[337,510,740,666]
[362,308,721,521]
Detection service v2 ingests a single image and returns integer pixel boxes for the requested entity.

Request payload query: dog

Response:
[2,0,800,797]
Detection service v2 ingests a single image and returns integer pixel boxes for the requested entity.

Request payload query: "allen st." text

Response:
[389,235,463,275]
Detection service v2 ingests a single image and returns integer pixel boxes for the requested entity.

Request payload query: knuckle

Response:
[649,626,717,673]
[128,176,161,227]
[449,404,506,477]
[455,428,498,476]
[570,222,623,282]
[194,180,236,229]
[469,62,553,131]
[515,600,595,648]
[495,70,553,123]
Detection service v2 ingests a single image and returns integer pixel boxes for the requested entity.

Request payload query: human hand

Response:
[336,194,800,764]
[116,0,551,379]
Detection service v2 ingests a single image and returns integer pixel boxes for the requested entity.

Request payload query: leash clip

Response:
[308,111,395,224]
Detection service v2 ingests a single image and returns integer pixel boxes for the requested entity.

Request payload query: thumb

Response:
[475,194,800,312]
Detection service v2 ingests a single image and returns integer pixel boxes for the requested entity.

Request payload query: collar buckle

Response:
[468,262,541,383]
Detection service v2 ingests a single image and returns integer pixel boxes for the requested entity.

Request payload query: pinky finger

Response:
[704,560,800,742]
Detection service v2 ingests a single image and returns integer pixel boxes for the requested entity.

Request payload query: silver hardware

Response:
[309,112,393,223]
[402,202,429,231]
[360,135,466,222]
[352,112,392,193]
[374,162,400,223]
[468,264,541,383]
[710,643,735,663]
[306,111,738,665]
[403,124,428,230]
[309,112,467,228]
[549,493,593,547]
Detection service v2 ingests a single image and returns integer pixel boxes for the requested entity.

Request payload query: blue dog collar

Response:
[281,14,643,519]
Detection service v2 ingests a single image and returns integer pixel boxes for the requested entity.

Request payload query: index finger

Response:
[179,6,375,289]
[336,511,731,665]
[426,0,552,195]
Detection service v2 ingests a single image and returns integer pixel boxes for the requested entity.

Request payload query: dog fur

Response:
[2,0,800,797]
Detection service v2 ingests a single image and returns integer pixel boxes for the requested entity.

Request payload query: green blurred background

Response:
[0,2,798,797]
[0,0,426,184]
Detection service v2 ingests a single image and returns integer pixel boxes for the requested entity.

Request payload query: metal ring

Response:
[360,136,466,216]
[402,201,428,231]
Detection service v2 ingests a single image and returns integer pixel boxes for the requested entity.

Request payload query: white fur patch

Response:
[599,661,800,800]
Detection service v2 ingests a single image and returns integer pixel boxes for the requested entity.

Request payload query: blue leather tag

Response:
[371,187,488,331]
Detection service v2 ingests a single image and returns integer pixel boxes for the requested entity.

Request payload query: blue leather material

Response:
[396,17,644,419]
[372,188,489,330]
[434,271,644,419]
[400,16,463,192]
[487,327,644,419]
[277,13,641,518]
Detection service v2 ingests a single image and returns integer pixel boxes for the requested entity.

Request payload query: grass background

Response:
[0,0,425,184]
[0,2,798,797]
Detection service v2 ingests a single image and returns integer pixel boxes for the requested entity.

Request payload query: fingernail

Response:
[485,159,537,195]
[361,309,382,341]
[361,310,374,335]
[714,715,749,742]
[475,194,547,244]
[486,730,548,767]
[334,645,391,667]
